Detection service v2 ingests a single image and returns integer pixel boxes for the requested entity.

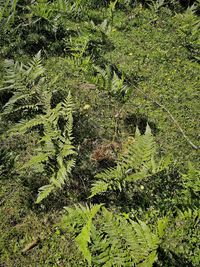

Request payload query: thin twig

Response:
[131,84,199,150]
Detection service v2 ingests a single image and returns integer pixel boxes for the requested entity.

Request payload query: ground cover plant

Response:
[0,1,199,266]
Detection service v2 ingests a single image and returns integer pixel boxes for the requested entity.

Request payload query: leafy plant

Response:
[161,208,200,266]
[181,163,200,206]
[0,51,47,121]
[148,0,166,13]
[90,124,171,198]
[9,91,76,203]
[176,9,200,62]
[0,2,199,266]
[94,65,131,102]
[90,19,112,36]
[108,0,118,27]
[0,0,18,29]
[61,204,167,266]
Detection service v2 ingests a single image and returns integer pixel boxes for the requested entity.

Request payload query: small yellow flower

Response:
[129,53,133,56]
[140,185,144,190]
[83,104,91,110]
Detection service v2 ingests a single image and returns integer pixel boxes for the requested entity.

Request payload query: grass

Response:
[0,2,199,266]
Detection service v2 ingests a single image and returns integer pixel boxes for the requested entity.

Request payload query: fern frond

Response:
[120,125,156,172]
[22,153,49,170]
[90,180,109,198]
[96,165,123,181]
[1,60,25,92]
[56,164,68,187]
[26,51,45,81]
[61,141,76,158]
[1,52,47,121]
[125,171,148,182]
[36,184,54,204]
[61,205,164,267]
[8,116,43,135]
[95,208,160,266]
[157,217,169,238]
[2,91,32,113]
[62,91,75,140]
[10,103,41,114]
[138,251,157,267]
[25,93,76,203]
[94,65,130,101]
[7,88,76,203]
[65,158,76,175]
[75,204,102,266]
[90,125,171,198]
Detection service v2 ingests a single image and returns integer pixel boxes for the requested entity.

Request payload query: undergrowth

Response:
[0,1,199,266]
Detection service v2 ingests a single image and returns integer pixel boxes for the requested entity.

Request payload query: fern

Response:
[94,65,131,102]
[10,91,76,203]
[182,163,200,194]
[148,0,165,13]
[181,163,200,205]
[0,51,48,121]
[90,124,171,198]
[163,208,199,266]
[36,184,55,204]
[90,19,112,36]
[61,204,166,266]
[0,0,18,28]
[75,204,102,266]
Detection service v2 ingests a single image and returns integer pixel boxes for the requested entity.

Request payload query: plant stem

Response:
[131,85,199,150]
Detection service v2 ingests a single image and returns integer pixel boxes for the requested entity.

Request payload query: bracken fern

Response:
[90,124,171,198]
[61,204,167,266]
[9,91,76,203]
[0,51,47,121]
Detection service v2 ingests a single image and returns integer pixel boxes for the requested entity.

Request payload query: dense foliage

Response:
[0,1,199,266]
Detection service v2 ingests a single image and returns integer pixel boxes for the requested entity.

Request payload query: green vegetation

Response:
[0,1,199,266]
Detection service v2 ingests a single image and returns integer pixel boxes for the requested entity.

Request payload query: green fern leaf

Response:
[22,153,49,169]
[90,180,109,198]
[61,205,166,266]
[1,52,47,121]
[157,217,168,238]
[138,250,157,267]
[90,125,170,198]
[8,116,43,135]
[75,204,102,266]
[27,51,45,80]
[36,184,54,204]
